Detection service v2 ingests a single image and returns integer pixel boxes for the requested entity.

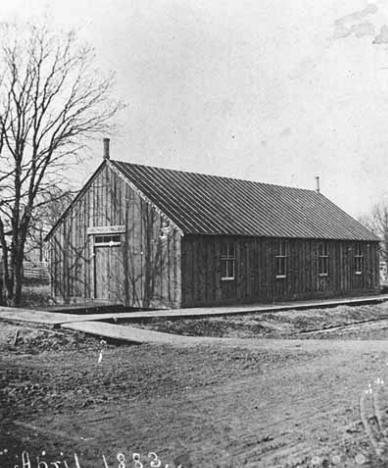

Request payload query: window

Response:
[94,234,121,247]
[355,244,363,275]
[221,242,235,280]
[275,240,288,278]
[318,242,329,276]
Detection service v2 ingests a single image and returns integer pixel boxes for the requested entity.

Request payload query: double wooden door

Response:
[93,244,124,302]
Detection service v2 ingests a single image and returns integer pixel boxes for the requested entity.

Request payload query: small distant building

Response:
[45,141,380,308]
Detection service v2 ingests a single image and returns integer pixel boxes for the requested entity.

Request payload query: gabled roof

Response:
[110,160,378,241]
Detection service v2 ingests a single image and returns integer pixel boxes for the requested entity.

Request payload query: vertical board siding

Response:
[49,162,379,309]
[181,235,380,307]
[49,164,182,308]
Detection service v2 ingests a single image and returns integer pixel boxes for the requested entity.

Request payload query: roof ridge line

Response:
[110,159,317,193]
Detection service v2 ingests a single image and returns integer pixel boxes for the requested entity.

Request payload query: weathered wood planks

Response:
[49,164,182,308]
[181,236,380,307]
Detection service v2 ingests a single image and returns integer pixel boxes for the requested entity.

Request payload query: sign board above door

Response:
[87,225,126,235]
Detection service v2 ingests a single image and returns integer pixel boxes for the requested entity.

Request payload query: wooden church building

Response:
[46,140,380,308]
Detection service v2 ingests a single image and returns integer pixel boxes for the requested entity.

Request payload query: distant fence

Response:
[0,261,49,282]
[23,262,50,282]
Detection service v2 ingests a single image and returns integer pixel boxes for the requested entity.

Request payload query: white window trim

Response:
[94,240,121,247]
[318,243,329,276]
[93,234,121,248]
[221,257,235,281]
[355,257,364,275]
[221,244,235,281]
[355,245,363,275]
[275,241,288,278]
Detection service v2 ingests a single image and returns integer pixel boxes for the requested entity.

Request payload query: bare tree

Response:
[359,201,388,263]
[0,22,121,306]
[26,186,74,263]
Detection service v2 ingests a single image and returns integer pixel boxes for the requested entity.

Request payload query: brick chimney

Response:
[103,138,110,160]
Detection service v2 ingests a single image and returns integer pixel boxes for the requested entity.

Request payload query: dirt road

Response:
[1,323,388,467]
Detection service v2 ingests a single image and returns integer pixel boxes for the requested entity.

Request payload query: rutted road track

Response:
[2,325,388,467]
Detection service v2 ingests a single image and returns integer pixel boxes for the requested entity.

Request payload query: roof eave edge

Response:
[44,160,108,241]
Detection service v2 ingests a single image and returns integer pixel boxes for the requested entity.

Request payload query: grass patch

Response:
[127,302,388,339]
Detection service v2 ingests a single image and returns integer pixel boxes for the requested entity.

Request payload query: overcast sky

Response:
[3,0,388,219]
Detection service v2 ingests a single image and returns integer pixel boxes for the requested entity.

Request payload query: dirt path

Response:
[2,324,388,467]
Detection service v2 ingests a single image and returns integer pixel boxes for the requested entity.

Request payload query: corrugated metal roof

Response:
[111,160,378,241]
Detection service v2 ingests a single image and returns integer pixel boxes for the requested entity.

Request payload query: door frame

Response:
[88,225,126,300]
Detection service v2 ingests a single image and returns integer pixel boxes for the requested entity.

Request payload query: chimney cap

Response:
[103,138,110,160]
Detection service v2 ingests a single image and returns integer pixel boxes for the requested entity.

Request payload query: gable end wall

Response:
[48,163,182,308]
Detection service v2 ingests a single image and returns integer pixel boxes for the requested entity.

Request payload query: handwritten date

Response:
[11,450,183,468]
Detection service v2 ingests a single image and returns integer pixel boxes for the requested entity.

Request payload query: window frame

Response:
[220,241,236,281]
[354,243,364,275]
[318,242,329,277]
[275,240,288,279]
[93,234,121,247]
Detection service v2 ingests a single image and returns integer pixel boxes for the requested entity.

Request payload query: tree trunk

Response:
[2,239,26,307]
[11,253,24,306]
[38,227,43,262]
[0,260,3,305]
[0,251,14,306]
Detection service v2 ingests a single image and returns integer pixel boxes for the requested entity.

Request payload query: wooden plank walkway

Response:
[0,306,192,344]
[54,321,388,349]
[38,293,388,325]
[1,294,388,328]
[0,307,76,326]
[61,321,196,345]
[1,294,388,346]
